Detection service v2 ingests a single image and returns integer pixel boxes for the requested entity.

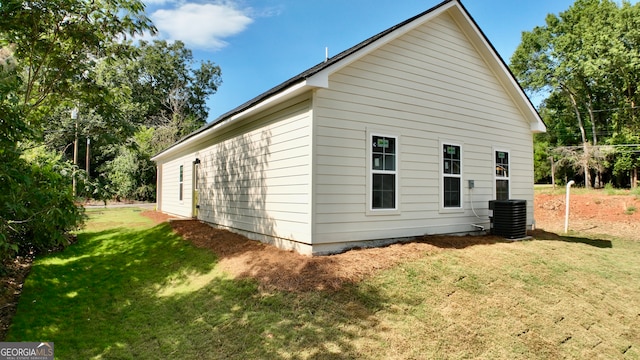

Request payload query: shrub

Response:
[0,148,86,263]
[604,183,616,195]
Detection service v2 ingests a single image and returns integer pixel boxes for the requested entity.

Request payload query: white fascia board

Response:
[531,120,547,133]
[152,80,322,162]
[226,79,322,124]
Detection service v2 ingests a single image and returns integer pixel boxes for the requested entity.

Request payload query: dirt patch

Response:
[535,193,640,241]
[0,255,33,341]
[140,210,176,224]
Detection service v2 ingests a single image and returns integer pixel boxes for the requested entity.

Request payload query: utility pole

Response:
[71,108,79,196]
[86,137,90,179]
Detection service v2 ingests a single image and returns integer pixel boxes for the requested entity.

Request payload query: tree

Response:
[97,40,222,140]
[0,0,155,263]
[511,0,640,187]
[102,126,157,201]
[91,40,222,200]
[533,136,552,184]
[0,0,155,124]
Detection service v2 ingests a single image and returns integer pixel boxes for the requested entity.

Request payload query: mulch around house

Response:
[167,219,506,293]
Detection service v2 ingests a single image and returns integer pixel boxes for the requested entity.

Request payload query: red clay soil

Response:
[534,193,640,241]
[140,210,176,224]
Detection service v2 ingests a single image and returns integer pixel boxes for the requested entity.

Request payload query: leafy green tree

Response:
[0,0,155,124]
[5,148,86,252]
[102,126,156,201]
[511,0,640,188]
[98,40,222,137]
[533,137,552,184]
[609,131,640,187]
[92,40,222,200]
[0,0,155,263]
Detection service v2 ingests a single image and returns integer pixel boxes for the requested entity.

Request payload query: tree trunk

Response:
[586,98,597,146]
[632,168,638,189]
[565,89,591,188]
[550,156,556,189]
[583,143,591,189]
[585,99,601,188]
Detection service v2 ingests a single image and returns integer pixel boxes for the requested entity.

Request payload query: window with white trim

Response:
[495,150,510,200]
[442,144,461,208]
[179,165,183,201]
[371,134,397,210]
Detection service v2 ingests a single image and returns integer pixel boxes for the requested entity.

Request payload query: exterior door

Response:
[192,160,200,218]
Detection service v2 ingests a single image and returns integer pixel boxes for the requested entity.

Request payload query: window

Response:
[495,150,509,200]
[179,165,183,201]
[442,144,461,208]
[371,134,397,210]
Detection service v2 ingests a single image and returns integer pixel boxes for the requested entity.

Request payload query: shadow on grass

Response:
[416,234,508,249]
[7,223,389,359]
[530,229,613,248]
[417,231,612,250]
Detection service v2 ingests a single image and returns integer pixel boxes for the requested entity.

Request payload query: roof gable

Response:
[153,0,544,161]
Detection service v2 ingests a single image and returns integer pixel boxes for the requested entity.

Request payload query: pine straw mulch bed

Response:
[167,219,508,293]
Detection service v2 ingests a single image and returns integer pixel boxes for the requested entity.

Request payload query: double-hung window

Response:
[179,165,184,201]
[495,150,510,200]
[442,143,461,208]
[371,134,397,210]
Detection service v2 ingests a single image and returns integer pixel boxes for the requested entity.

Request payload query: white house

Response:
[151,0,546,255]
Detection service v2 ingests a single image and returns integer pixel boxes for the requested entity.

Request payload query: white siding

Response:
[312,13,535,246]
[158,157,193,218]
[194,95,314,246]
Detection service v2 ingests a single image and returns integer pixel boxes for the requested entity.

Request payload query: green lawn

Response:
[6,208,640,359]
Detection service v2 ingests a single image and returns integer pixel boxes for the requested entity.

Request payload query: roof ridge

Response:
[162,0,456,151]
[208,0,456,127]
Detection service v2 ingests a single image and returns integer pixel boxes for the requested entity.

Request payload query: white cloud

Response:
[143,0,173,5]
[151,2,253,51]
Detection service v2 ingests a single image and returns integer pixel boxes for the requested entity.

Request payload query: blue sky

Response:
[141,0,581,122]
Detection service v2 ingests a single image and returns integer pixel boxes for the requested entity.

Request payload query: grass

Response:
[6,208,640,359]
[535,183,640,197]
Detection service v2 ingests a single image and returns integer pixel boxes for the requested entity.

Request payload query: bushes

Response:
[0,148,85,263]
